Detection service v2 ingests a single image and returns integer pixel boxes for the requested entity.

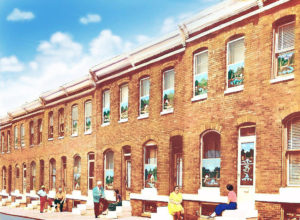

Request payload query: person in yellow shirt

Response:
[54,187,66,212]
[168,186,184,220]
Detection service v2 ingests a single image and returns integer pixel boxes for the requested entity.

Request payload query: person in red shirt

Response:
[209,184,237,218]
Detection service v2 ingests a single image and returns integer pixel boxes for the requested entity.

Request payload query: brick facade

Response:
[0,0,300,219]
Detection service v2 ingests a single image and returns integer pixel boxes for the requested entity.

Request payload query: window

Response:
[194,50,208,98]
[20,124,25,147]
[104,151,114,189]
[14,126,18,148]
[30,162,36,190]
[274,17,295,78]
[286,117,300,186]
[1,133,4,153]
[61,157,67,189]
[144,144,157,188]
[38,119,42,144]
[58,108,64,137]
[163,69,175,112]
[201,131,220,187]
[227,37,245,90]
[49,159,56,190]
[120,84,129,121]
[40,160,44,188]
[2,167,6,190]
[22,163,26,193]
[88,152,95,190]
[102,90,110,124]
[29,121,34,146]
[15,165,20,190]
[74,155,81,190]
[7,131,10,152]
[72,105,78,135]
[85,101,92,133]
[140,78,150,117]
[48,112,54,139]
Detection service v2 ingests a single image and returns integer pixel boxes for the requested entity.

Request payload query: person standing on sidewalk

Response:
[37,185,47,213]
[99,181,108,215]
[93,181,102,218]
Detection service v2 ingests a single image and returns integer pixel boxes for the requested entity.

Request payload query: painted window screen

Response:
[144,146,157,188]
[194,51,208,96]
[275,22,295,76]
[58,109,64,137]
[85,101,92,133]
[48,112,53,139]
[14,126,18,148]
[61,157,67,189]
[163,70,175,111]
[1,133,4,153]
[38,119,42,144]
[22,164,26,193]
[103,90,110,124]
[2,167,6,190]
[227,38,245,88]
[50,159,56,190]
[20,124,25,147]
[140,78,150,116]
[202,132,220,187]
[74,156,81,190]
[30,162,36,190]
[105,151,114,189]
[30,121,34,146]
[120,85,129,120]
[72,105,78,135]
[40,160,44,187]
[7,131,10,152]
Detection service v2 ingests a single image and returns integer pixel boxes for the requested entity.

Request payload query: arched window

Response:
[40,160,44,188]
[139,77,150,117]
[104,151,114,189]
[30,162,36,190]
[20,124,25,147]
[22,163,26,193]
[14,125,18,148]
[29,121,34,146]
[162,69,175,112]
[72,105,79,136]
[61,157,67,189]
[48,112,54,139]
[193,49,208,99]
[73,155,81,190]
[102,90,110,124]
[144,141,157,188]
[88,152,95,190]
[2,166,6,190]
[7,131,10,152]
[1,132,5,153]
[58,108,64,137]
[15,164,20,190]
[120,84,129,121]
[38,119,42,144]
[201,131,221,187]
[85,100,92,133]
[49,159,56,190]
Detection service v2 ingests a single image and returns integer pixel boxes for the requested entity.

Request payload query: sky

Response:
[0,0,221,117]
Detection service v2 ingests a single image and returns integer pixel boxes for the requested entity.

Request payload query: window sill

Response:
[71,134,78,137]
[21,145,25,147]
[101,123,110,127]
[224,85,244,95]
[160,109,174,115]
[58,136,64,140]
[84,131,92,135]
[137,114,149,120]
[6,151,10,154]
[48,138,54,141]
[30,145,34,147]
[270,74,294,84]
[118,119,128,123]
[191,94,208,102]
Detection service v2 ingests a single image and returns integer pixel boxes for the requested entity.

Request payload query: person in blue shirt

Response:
[93,181,108,218]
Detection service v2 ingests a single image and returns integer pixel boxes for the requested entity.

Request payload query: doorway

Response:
[122,146,131,200]
[170,136,183,191]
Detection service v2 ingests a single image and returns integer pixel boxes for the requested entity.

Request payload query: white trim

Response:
[58,136,64,140]
[224,85,244,94]
[101,123,110,127]
[137,114,149,120]
[48,138,54,141]
[160,109,174,115]
[84,131,92,135]
[191,94,208,102]
[118,119,128,123]
[270,74,294,84]
[71,134,78,137]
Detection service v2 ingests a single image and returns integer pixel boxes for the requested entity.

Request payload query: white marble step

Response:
[72,207,86,215]
[151,207,173,220]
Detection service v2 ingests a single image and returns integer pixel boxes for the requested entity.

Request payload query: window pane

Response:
[141,78,150,97]
[85,101,92,132]
[288,118,300,150]
[164,70,174,90]
[74,157,81,189]
[163,70,175,110]
[278,23,295,51]
[240,127,256,136]
[240,142,254,186]
[229,38,245,64]
[203,132,220,158]
[145,146,157,188]
[103,90,110,124]
[140,78,150,115]
[120,85,128,120]
[195,51,208,75]
[289,153,300,185]
[105,151,114,189]
[72,106,78,134]
[72,106,78,120]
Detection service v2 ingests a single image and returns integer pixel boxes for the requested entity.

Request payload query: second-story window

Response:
[120,84,129,121]
[7,131,10,152]
[38,119,42,144]
[227,37,245,90]
[1,133,4,153]
[48,112,54,139]
[72,105,78,136]
[163,69,175,112]
[20,124,25,147]
[194,50,208,98]
[85,100,92,133]
[14,126,18,148]
[29,121,34,146]
[58,108,64,137]
[102,90,110,124]
[140,77,150,117]
[274,16,295,78]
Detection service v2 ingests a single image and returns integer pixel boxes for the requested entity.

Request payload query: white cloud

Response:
[136,35,151,44]
[160,17,177,34]
[79,14,101,25]
[0,56,24,72]
[7,8,35,21]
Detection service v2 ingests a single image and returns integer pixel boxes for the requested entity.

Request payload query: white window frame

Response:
[192,50,208,101]
[102,90,110,126]
[139,77,150,118]
[119,84,129,123]
[84,100,92,134]
[161,69,175,114]
[225,37,245,94]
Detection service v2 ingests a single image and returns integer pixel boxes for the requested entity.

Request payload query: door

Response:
[8,166,12,194]
[88,153,95,193]
[125,160,131,200]
[237,126,256,209]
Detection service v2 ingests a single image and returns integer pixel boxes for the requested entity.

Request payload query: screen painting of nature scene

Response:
[163,88,174,110]
[195,73,208,96]
[202,158,220,187]
[277,51,294,76]
[228,61,244,88]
